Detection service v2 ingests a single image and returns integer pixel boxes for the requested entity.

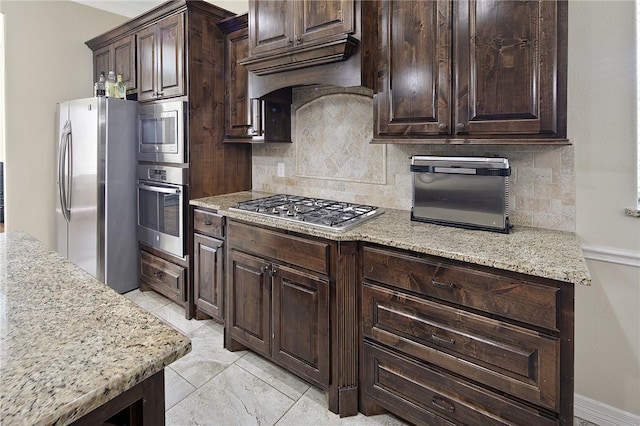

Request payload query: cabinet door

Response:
[93,45,112,84]
[157,13,185,99]
[272,264,330,387]
[249,0,295,55]
[455,0,560,136]
[298,0,355,45]
[225,26,254,139]
[227,250,271,357]
[137,25,157,102]
[194,234,224,321]
[113,34,136,92]
[375,0,451,137]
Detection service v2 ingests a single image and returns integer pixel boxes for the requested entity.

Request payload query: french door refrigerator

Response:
[55,97,138,293]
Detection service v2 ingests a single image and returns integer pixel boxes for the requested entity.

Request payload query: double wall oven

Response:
[136,98,188,259]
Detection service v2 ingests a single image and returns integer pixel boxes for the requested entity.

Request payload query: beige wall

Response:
[0,0,127,245]
[569,0,640,417]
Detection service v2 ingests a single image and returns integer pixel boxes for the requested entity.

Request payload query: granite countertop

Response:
[191,191,591,286]
[0,232,191,425]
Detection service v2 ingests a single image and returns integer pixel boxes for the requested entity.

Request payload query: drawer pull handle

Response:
[431,279,456,290]
[431,396,455,413]
[431,333,455,346]
[201,220,213,226]
[153,271,165,278]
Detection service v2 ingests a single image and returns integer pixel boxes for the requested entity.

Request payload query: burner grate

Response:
[230,194,383,231]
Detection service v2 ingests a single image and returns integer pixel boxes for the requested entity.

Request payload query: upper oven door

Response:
[137,180,185,258]
[138,99,187,164]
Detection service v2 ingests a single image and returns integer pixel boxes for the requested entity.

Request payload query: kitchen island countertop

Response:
[191,191,591,286]
[0,232,191,425]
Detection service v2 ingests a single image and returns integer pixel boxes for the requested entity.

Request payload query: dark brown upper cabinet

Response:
[91,34,136,93]
[219,14,292,143]
[240,0,358,76]
[372,0,568,144]
[137,13,185,102]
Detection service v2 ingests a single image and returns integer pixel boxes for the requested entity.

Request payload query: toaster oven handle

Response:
[137,183,181,195]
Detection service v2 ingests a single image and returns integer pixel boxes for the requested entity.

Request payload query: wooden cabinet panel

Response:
[362,342,558,426]
[228,221,329,275]
[225,23,254,139]
[362,245,559,330]
[137,26,157,101]
[372,0,567,143]
[249,0,355,56]
[194,234,224,321]
[228,249,271,357]
[157,14,185,99]
[454,0,560,136]
[299,0,355,44]
[375,0,451,137]
[139,249,185,303]
[137,13,184,102]
[273,264,330,387]
[113,35,136,91]
[362,282,560,410]
[193,209,224,238]
[93,46,111,83]
[249,0,294,55]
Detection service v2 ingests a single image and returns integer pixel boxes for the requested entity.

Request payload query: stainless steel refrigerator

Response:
[55,97,138,293]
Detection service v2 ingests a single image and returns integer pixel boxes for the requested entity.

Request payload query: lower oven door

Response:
[137,180,185,258]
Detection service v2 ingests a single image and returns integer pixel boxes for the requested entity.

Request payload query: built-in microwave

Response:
[137,164,187,258]
[137,98,187,164]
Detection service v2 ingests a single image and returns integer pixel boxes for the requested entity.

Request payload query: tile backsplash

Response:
[252,86,576,232]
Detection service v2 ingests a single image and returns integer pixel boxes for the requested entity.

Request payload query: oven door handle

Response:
[137,183,181,195]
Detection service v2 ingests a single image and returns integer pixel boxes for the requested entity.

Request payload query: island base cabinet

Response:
[71,370,165,426]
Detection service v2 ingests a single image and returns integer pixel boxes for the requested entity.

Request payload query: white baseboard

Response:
[575,394,640,426]
[581,245,640,267]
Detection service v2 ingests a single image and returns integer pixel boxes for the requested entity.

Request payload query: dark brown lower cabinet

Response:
[359,243,574,425]
[193,233,224,322]
[139,247,186,306]
[226,249,330,388]
[225,220,359,417]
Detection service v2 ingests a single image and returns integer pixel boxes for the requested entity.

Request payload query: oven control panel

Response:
[148,168,167,181]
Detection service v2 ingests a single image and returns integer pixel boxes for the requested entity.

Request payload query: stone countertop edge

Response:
[0,232,192,426]
[190,192,592,286]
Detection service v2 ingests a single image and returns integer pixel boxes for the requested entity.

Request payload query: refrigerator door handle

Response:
[58,120,72,223]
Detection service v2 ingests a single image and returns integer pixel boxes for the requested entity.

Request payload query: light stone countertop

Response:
[0,232,191,425]
[191,191,591,286]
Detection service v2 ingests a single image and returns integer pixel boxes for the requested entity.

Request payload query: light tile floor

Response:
[124,289,599,426]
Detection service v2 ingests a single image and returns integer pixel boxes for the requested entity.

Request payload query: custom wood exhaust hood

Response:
[241,0,374,99]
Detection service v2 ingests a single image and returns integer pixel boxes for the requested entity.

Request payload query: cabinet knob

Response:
[295,35,301,44]
[153,271,164,278]
[247,127,256,135]
[260,265,270,274]
[156,92,164,97]
[438,123,447,132]
[269,268,277,278]
[286,37,293,44]
[455,122,465,132]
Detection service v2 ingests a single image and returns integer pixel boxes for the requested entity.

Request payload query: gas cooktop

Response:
[229,194,383,231]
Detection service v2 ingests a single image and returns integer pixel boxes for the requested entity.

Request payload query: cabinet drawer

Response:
[139,250,185,303]
[362,342,558,426]
[363,245,559,330]
[193,209,224,238]
[363,283,559,411]
[228,221,329,275]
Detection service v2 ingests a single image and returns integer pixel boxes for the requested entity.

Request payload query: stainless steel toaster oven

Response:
[410,156,511,233]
